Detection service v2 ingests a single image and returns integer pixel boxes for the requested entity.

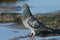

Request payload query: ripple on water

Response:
[0,23,60,40]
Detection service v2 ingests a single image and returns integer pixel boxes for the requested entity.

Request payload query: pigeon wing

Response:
[27,17,44,29]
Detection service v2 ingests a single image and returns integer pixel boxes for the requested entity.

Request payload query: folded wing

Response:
[27,17,45,29]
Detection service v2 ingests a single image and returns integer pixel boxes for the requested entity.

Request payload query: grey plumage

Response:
[27,17,44,29]
[21,4,45,30]
[21,4,48,35]
[21,4,56,37]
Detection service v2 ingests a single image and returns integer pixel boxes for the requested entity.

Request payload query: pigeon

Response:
[22,4,50,40]
[21,4,52,40]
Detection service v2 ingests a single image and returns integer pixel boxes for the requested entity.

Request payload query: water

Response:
[16,0,60,13]
[0,0,60,13]
[10,0,60,13]
[0,23,30,40]
[0,23,60,40]
[0,0,60,40]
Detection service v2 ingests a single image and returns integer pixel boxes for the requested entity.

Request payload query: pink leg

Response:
[27,33,34,40]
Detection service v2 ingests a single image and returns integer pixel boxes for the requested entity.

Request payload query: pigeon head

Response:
[21,3,33,18]
[21,4,29,9]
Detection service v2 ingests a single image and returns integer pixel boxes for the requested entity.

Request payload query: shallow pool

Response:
[0,23,60,40]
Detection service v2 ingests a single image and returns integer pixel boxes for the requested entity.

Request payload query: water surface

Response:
[0,23,60,40]
[0,0,60,40]
[0,0,60,13]
[14,0,60,13]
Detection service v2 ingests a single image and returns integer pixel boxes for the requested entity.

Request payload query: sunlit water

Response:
[0,23,60,40]
[16,0,60,13]
[0,0,60,40]
[0,23,29,40]
[0,0,60,13]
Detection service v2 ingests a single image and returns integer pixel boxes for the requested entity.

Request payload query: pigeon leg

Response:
[27,33,34,40]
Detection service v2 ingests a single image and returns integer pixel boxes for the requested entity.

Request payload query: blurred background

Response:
[0,0,60,40]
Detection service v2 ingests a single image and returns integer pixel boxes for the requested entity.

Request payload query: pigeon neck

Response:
[23,7,33,18]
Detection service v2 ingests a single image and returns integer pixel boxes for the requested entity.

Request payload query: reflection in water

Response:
[0,23,60,40]
[0,0,27,7]
[42,37,60,40]
[0,0,60,13]
[10,36,60,40]
[0,0,27,13]
[41,36,60,40]
[0,0,17,7]
[0,0,27,3]
[48,38,59,40]
[0,0,60,40]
